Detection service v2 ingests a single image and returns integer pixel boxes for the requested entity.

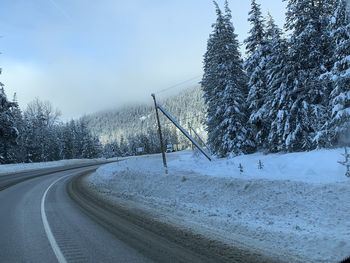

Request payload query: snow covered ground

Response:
[0,158,105,176]
[85,149,350,263]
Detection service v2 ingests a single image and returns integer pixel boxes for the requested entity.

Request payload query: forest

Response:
[202,0,350,157]
[1,0,349,163]
[82,86,207,157]
[0,91,101,164]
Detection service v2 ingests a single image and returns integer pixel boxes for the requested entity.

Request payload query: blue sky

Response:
[0,0,286,119]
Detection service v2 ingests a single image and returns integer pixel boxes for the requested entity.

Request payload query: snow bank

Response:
[86,149,350,263]
[0,158,105,176]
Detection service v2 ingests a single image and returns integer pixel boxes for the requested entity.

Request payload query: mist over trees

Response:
[1,75,206,163]
[2,0,349,163]
[202,0,350,157]
[83,86,206,157]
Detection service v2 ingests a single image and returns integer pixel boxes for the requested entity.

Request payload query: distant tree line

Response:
[84,87,207,158]
[202,0,350,157]
[1,79,206,163]
[0,86,102,164]
[102,128,179,158]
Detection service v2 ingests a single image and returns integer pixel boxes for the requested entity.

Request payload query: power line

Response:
[155,75,202,94]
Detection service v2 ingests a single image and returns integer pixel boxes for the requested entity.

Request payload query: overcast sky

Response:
[0,0,286,119]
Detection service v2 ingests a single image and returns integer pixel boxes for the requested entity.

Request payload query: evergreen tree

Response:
[244,0,267,149]
[283,0,337,151]
[103,141,120,158]
[245,0,265,55]
[202,1,252,157]
[78,120,101,158]
[9,93,25,162]
[321,0,339,72]
[0,83,19,163]
[119,135,129,156]
[260,15,291,152]
[201,2,226,156]
[327,0,350,146]
[60,121,76,159]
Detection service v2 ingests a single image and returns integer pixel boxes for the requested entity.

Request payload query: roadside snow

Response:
[0,158,105,176]
[85,149,350,263]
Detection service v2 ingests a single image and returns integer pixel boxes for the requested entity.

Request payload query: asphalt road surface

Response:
[0,164,154,263]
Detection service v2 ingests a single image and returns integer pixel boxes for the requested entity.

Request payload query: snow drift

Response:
[85,149,350,263]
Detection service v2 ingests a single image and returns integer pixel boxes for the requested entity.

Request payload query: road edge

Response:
[0,160,117,191]
[68,172,284,263]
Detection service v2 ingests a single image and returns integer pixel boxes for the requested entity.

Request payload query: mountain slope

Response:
[82,86,207,148]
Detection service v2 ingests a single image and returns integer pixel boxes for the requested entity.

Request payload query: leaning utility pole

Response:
[188,122,194,150]
[151,94,168,174]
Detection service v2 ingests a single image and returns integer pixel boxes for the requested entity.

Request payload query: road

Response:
[0,164,155,263]
[0,163,281,263]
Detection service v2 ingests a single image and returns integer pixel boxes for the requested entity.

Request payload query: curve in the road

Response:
[0,164,152,263]
[0,162,287,263]
[69,172,283,263]
[0,160,116,191]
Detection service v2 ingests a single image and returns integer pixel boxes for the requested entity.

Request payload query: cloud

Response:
[1,0,287,119]
[2,61,45,105]
[2,58,197,120]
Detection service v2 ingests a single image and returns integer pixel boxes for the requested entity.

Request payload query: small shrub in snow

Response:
[238,163,244,174]
[338,147,350,177]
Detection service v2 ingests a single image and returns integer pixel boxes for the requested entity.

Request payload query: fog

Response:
[1,0,286,119]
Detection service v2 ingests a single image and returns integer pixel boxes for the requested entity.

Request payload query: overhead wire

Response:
[154,75,202,95]
[150,74,205,131]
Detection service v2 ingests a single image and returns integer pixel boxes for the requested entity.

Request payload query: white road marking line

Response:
[41,174,70,263]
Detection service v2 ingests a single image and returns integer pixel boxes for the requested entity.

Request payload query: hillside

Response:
[82,86,207,149]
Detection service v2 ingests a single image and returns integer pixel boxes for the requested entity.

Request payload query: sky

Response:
[0,0,286,119]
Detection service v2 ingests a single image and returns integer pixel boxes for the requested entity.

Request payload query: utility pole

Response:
[151,94,168,174]
[188,122,194,150]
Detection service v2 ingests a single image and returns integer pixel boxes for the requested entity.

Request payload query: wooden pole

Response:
[151,94,168,174]
[345,147,350,177]
[188,122,194,150]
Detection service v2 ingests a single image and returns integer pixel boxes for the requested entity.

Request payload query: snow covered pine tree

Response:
[201,1,253,157]
[326,0,350,146]
[0,81,19,164]
[244,0,268,150]
[261,15,290,152]
[283,0,337,151]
